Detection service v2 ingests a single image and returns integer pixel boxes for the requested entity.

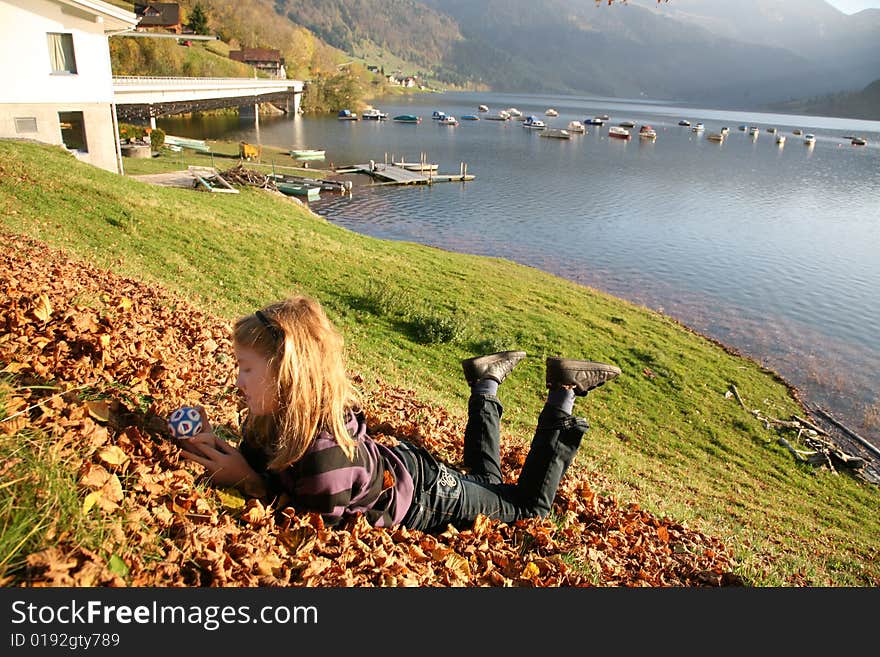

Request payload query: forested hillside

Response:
[273,0,462,75]
[770,78,880,121]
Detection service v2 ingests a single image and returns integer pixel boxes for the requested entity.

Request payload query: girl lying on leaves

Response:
[182,294,621,533]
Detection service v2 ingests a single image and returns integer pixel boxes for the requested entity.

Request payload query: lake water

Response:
[159,91,880,447]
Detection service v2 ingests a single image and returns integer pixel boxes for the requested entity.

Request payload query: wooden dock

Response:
[335,160,475,185]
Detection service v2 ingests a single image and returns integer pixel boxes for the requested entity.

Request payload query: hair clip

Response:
[255,310,282,341]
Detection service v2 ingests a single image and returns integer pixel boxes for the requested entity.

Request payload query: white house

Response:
[0,0,139,173]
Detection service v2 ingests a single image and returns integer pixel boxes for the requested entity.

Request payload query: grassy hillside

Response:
[1,140,878,586]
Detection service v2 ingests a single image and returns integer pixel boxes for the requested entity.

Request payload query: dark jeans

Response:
[393,394,589,533]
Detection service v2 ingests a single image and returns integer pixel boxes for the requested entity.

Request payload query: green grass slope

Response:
[1,140,878,586]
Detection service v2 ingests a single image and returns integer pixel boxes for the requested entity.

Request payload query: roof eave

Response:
[56,0,140,32]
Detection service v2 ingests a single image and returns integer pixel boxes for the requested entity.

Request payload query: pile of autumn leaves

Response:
[0,234,742,587]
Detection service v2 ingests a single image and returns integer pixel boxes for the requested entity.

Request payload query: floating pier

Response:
[335,153,474,185]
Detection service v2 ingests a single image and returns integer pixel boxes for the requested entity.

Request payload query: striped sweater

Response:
[241,410,414,528]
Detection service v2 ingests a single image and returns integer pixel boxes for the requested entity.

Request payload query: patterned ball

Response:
[168,406,203,439]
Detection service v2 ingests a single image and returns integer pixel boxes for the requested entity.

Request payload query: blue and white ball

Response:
[168,406,203,439]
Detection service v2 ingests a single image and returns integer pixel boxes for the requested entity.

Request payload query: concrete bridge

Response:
[112,76,304,125]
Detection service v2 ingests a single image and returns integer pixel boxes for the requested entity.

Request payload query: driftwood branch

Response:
[812,406,880,460]
[725,386,874,477]
[729,384,747,409]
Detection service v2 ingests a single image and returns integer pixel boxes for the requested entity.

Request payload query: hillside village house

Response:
[134,2,181,34]
[0,0,139,173]
[229,47,286,79]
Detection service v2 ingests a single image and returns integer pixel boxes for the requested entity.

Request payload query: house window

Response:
[47,33,77,74]
[58,111,87,152]
[14,117,38,133]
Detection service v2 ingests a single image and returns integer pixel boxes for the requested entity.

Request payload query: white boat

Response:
[483,111,510,121]
[522,116,546,129]
[692,123,705,132]
[478,104,489,112]
[361,108,388,120]
[392,160,439,172]
[804,134,816,146]
[545,108,559,117]
[164,134,210,153]
[290,148,326,159]
[540,128,571,139]
[720,127,730,135]
[586,117,605,126]
[679,120,691,127]
[506,108,523,118]
[567,120,587,134]
[638,125,657,140]
[748,126,760,137]
[619,120,636,128]
[776,135,786,145]
[852,136,867,146]
[439,115,459,126]
[608,126,631,140]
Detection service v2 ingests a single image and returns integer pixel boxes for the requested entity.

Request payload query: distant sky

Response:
[825,0,880,12]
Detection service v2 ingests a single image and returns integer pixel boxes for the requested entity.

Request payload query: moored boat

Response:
[852,136,867,146]
[337,109,358,120]
[776,135,786,145]
[679,120,691,127]
[522,116,546,129]
[545,108,559,117]
[567,120,587,133]
[275,181,321,201]
[290,148,326,159]
[692,123,705,132]
[483,111,510,121]
[439,115,459,126]
[639,125,657,140]
[804,133,816,146]
[619,120,636,128]
[461,114,480,120]
[362,108,388,120]
[792,128,803,135]
[478,104,489,112]
[706,132,725,143]
[540,128,571,139]
[391,160,439,172]
[586,117,605,126]
[608,126,631,140]
[393,114,421,123]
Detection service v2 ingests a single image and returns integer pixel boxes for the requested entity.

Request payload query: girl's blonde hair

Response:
[234,295,359,470]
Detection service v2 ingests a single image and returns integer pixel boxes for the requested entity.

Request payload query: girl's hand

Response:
[181,438,267,497]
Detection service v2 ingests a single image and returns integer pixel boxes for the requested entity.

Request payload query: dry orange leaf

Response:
[32,293,52,322]
[97,445,129,469]
[86,400,111,423]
